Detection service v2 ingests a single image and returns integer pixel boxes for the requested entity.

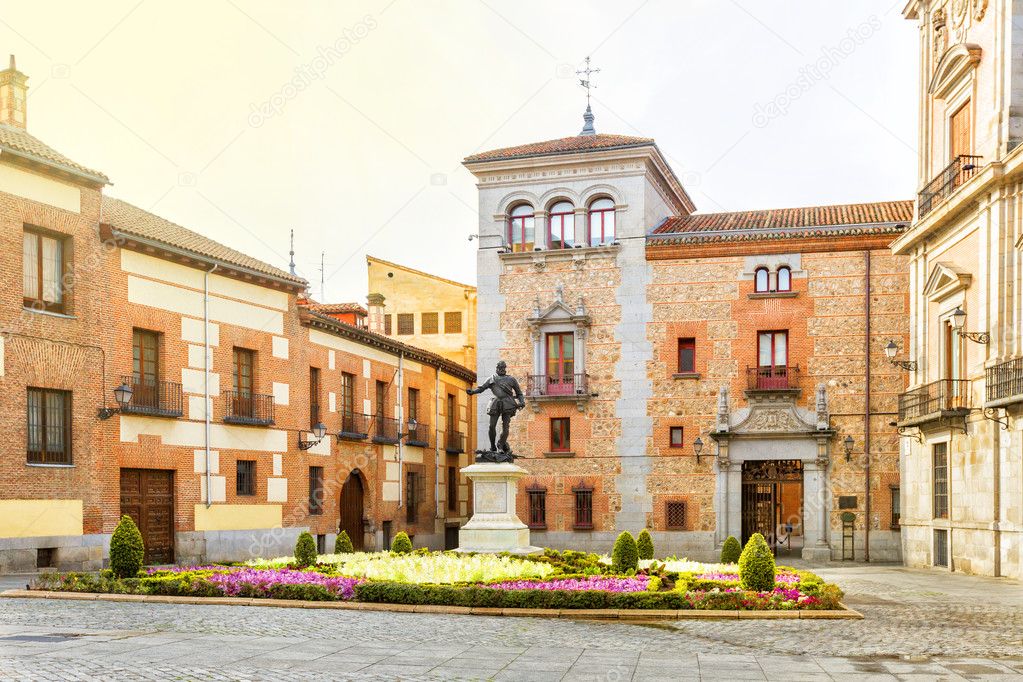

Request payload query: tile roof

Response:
[102,196,306,286]
[303,302,367,316]
[650,200,914,242]
[0,123,109,183]
[464,133,655,163]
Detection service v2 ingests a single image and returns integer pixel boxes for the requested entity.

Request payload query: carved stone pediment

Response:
[715,386,833,439]
[929,43,981,98]
[924,262,971,301]
[526,284,590,331]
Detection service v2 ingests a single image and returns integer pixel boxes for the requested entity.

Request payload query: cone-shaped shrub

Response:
[294,531,318,568]
[334,530,354,554]
[391,531,413,554]
[109,514,145,578]
[611,531,639,573]
[636,529,654,561]
[720,535,742,564]
[738,532,775,591]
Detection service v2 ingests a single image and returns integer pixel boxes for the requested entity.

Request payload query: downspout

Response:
[864,250,871,562]
[397,352,404,509]
[435,370,441,519]
[204,264,218,508]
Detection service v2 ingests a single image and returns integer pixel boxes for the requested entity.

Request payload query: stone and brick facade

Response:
[466,129,912,562]
[0,57,475,572]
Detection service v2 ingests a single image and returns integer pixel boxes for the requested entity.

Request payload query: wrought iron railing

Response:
[919,154,982,218]
[120,375,183,417]
[526,373,588,397]
[223,390,274,425]
[338,411,370,440]
[406,419,429,447]
[445,430,465,454]
[746,365,800,391]
[372,415,400,444]
[898,379,971,422]
[986,357,1023,405]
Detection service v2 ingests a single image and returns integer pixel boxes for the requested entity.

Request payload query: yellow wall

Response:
[0,500,83,538]
[367,256,476,367]
[193,504,283,531]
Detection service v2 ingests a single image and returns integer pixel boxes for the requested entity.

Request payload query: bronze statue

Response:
[466,361,525,463]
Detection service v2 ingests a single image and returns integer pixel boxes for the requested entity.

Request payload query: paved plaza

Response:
[0,564,1020,680]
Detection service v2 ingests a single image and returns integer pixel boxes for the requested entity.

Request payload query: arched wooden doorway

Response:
[339,470,365,550]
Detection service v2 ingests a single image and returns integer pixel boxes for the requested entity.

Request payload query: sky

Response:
[0,1,918,303]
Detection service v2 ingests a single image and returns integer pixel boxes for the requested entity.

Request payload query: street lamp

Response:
[693,436,704,463]
[97,381,134,419]
[951,306,990,344]
[884,340,917,371]
[298,421,328,450]
[843,434,854,462]
[402,417,419,441]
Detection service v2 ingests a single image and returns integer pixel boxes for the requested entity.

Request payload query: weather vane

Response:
[576,56,600,136]
[577,56,600,107]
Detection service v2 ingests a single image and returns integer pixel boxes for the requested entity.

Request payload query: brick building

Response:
[466,126,912,562]
[0,57,475,571]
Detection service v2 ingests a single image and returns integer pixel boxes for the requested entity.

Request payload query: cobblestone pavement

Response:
[0,564,1020,680]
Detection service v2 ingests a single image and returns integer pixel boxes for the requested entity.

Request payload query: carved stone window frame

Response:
[526,284,591,412]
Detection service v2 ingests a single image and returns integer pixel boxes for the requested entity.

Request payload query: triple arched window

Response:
[507,198,617,251]
[754,266,792,293]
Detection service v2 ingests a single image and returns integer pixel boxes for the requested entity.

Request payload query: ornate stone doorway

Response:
[740,460,803,557]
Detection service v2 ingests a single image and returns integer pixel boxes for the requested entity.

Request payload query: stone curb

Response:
[0,590,863,620]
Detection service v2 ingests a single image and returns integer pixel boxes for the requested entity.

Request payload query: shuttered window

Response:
[27,388,71,465]
[949,100,971,159]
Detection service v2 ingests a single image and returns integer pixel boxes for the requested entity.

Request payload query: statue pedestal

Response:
[456,462,541,555]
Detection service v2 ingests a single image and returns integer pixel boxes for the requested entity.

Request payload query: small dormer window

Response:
[777,266,791,292]
[588,198,615,246]
[549,201,575,249]
[754,267,769,293]
[508,204,535,253]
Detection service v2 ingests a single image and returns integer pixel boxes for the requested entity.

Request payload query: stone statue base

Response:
[474,448,518,464]
[456,462,541,555]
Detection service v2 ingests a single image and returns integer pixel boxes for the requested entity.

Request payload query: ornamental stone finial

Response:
[716,386,730,432]
[576,295,585,316]
[816,383,829,431]
[555,283,564,304]
[532,296,541,317]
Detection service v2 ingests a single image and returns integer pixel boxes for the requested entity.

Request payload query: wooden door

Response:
[339,472,364,551]
[120,468,175,564]
[949,100,971,160]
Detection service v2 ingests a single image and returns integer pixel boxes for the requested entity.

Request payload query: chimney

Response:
[0,55,28,129]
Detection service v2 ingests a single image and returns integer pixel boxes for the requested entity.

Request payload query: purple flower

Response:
[488,576,649,593]
[206,569,361,600]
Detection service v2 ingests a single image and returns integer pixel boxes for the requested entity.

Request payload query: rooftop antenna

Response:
[319,252,325,301]
[577,56,600,136]
[288,229,296,276]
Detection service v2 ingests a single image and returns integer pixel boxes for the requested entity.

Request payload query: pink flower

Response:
[488,576,649,593]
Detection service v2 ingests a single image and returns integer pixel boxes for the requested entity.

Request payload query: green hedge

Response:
[738,533,775,591]
[295,532,318,568]
[611,532,638,573]
[720,536,742,564]
[636,530,654,561]
[354,581,688,610]
[109,515,145,578]
[334,531,354,554]
[391,532,413,554]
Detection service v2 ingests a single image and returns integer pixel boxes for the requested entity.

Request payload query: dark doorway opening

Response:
[339,470,365,551]
[741,460,803,557]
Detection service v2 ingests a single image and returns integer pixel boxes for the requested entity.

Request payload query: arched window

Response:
[754,267,769,292]
[508,204,535,253]
[548,201,575,249]
[777,266,791,292]
[588,198,615,246]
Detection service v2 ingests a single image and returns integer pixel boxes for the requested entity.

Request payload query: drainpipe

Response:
[435,369,441,519]
[864,250,872,562]
[397,352,404,508]
[204,264,218,508]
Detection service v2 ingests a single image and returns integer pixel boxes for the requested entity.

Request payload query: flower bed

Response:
[32,550,844,612]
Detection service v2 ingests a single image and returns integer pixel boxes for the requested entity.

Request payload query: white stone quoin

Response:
[457,462,541,554]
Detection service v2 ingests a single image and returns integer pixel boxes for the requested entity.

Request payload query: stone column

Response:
[533,210,547,250]
[801,440,832,562]
[574,207,589,247]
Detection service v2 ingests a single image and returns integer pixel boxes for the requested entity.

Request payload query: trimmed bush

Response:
[391,531,413,554]
[636,529,654,561]
[294,532,318,568]
[720,535,742,564]
[738,533,775,591]
[611,531,639,573]
[334,530,354,554]
[109,515,145,578]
